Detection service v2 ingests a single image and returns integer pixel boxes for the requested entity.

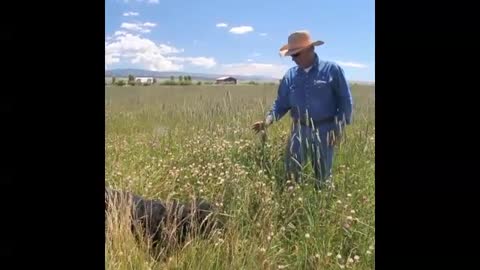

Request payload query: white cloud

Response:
[114,31,127,36]
[250,52,261,57]
[221,62,287,79]
[105,50,120,70]
[167,56,216,68]
[157,43,184,54]
[229,26,254,34]
[132,54,182,71]
[121,22,143,31]
[120,21,156,33]
[105,53,120,65]
[216,23,228,28]
[105,33,183,71]
[123,11,139,16]
[335,61,368,69]
[187,57,216,68]
[105,33,215,71]
[259,33,268,36]
[124,0,158,3]
[246,59,253,62]
[143,22,156,27]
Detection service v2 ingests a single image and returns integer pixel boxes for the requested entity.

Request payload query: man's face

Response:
[291,46,313,68]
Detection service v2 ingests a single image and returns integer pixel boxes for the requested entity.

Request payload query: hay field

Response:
[105,83,375,269]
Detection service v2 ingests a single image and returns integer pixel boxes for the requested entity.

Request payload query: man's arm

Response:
[332,63,353,125]
[265,76,291,126]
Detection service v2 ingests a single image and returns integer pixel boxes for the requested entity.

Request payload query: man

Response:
[252,30,353,189]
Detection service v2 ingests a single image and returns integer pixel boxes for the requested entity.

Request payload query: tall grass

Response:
[105,84,375,269]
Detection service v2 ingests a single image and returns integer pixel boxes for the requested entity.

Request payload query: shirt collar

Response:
[297,53,320,74]
[312,53,320,70]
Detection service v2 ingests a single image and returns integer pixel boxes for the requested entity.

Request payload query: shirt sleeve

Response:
[266,75,291,124]
[332,63,353,125]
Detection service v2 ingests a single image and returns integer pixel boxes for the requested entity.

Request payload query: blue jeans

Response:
[285,122,336,188]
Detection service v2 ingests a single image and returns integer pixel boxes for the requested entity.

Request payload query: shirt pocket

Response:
[313,74,335,93]
[311,76,334,103]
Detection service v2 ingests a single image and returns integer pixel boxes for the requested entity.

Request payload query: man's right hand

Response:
[253,115,273,134]
[252,121,266,134]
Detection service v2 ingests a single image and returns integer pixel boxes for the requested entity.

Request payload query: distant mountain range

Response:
[105,69,278,82]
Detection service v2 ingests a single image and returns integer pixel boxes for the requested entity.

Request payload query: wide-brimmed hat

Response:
[279,30,324,57]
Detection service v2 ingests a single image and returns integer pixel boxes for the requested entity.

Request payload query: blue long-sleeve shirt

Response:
[267,54,353,126]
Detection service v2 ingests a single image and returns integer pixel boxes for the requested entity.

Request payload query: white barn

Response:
[135,77,154,84]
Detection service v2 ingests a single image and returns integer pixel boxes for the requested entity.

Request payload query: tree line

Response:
[109,75,202,86]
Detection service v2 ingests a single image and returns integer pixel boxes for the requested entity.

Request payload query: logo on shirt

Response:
[313,80,327,86]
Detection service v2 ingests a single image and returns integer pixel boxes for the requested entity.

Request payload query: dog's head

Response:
[166,197,220,240]
[192,198,216,231]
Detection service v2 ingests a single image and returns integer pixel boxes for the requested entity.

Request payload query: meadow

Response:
[105,83,375,269]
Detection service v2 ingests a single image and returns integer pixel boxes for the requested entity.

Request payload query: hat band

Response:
[288,41,313,50]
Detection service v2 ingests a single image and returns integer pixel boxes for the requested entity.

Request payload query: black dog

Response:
[105,187,219,248]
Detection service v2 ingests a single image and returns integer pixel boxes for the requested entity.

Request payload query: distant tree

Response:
[179,75,183,82]
[112,77,116,84]
[181,75,191,85]
[153,78,157,84]
[170,76,175,81]
[116,80,126,86]
[128,74,135,82]
[197,81,202,85]
[187,76,192,81]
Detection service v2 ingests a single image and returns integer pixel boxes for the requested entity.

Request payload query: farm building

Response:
[135,77,154,85]
[215,76,237,85]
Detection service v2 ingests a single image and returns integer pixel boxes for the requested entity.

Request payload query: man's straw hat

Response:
[279,30,324,57]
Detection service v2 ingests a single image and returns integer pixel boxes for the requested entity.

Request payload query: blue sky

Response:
[106,0,375,82]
